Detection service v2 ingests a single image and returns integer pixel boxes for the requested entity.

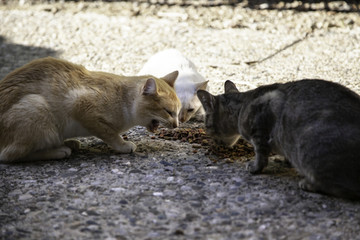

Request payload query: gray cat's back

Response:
[277,79,360,145]
[273,80,360,199]
[281,79,360,115]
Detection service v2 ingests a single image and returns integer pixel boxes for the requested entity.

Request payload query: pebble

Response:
[110,187,126,192]
[166,176,175,182]
[111,168,124,174]
[153,192,163,197]
[18,193,33,201]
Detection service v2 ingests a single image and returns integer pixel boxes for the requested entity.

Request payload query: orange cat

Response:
[0,57,181,162]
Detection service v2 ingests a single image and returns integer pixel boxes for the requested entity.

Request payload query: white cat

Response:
[138,49,208,123]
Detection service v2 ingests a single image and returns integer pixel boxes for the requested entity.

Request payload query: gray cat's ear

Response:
[197,90,215,112]
[225,80,239,93]
[161,71,179,88]
[195,81,209,91]
[143,78,158,95]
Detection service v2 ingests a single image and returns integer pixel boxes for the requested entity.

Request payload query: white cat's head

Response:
[176,79,208,123]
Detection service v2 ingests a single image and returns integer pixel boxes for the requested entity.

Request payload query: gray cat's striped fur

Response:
[198,79,360,200]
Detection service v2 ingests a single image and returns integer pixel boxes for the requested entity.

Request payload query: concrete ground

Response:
[0,1,360,239]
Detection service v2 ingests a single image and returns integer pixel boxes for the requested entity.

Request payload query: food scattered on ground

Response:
[155,127,254,162]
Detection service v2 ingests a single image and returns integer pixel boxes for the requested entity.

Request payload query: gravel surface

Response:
[1,1,360,239]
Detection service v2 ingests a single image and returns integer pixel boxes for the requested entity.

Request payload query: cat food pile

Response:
[155,128,254,162]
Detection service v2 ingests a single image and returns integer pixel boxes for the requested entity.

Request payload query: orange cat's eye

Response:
[187,108,194,112]
[164,108,173,116]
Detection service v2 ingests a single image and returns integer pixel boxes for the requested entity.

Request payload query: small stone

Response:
[19,193,32,201]
[153,192,163,197]
[167,176,175,181]
[164,190,176,197]
[180,185,192,191]
[110,187,126,192]
[68,168,78,172]
[111,169,124,174]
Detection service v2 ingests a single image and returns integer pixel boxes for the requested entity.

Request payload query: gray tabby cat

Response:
[197,79,360,200]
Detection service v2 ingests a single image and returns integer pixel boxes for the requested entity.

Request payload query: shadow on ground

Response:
[0,36,59,80]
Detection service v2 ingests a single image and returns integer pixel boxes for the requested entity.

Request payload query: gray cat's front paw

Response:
[114,141,137,154]
[246,161,263,174]
[298,179,317,193]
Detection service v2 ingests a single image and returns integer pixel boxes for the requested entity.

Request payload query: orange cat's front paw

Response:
[113,141,137,154]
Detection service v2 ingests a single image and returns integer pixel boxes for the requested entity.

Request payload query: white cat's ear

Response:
[161,71,179,88]
[225,80,239,93]
[197,90,215,112]
[195,81,209,91]
[143,78,158,95]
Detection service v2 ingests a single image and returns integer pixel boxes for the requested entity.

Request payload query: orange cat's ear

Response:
[195,81,209,91]
[161,71,179,88]
[143,78,158,95]
[225,80,239,93]
[197,90,215,112]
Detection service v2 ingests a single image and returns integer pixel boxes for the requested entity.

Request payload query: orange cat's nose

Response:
[173,121,178,128]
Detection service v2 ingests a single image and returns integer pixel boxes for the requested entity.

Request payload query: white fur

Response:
[139,49,208,122]
[138,49,203,80]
